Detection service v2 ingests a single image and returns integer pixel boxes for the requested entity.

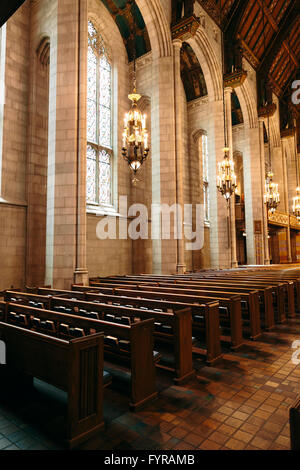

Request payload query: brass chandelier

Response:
[217,147,237,200]
[262,0,279,215]
[264,172,280,214]
[293,188,300,221]
[286,32,300,221]
[216,11,237,202]
[122,0,150,176]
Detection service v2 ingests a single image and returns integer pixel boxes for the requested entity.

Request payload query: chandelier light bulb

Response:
[293,187,300,221]
[264,172,280,213]
[216,148,237,201]
[122,92,150,175]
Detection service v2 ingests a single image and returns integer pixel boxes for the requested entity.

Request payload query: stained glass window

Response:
[87,20,112,206]
[202,134,209,223]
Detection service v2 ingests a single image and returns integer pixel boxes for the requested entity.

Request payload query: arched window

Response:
[202,134,209,223]
[87,20,112,206]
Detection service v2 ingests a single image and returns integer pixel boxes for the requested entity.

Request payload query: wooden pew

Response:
[71,286,223,366]
[49,296,195,384]
[4,291,52,309]
[135,275,287,325]
[290,396,300,450]
[83,292,223,366]
[3,302,157,411]
[107,287,244,350]
[106,275,279,328]
[74,284,243,350]
[141,282,261,340]
[28,287,86,301]
[195,274,291,322]
[90,279,260,340]
[0,320,104,449]
[129,277,274,332]
[155,278,274,331]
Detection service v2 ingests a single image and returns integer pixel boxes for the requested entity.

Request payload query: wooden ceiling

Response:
[101,0,151,61]
[197,0,300,99]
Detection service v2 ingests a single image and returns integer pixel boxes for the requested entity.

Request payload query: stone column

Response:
[259,118,270,264]
[74,0,89,285]
[282,144,292,263]
[151,54,178,274]
[173,39,186,274]
[224,87,238,267]
[46,0,88,289]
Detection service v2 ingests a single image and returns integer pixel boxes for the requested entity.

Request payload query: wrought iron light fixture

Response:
[261,0,280,215]
[217,147,237,200]
[216,8,237,202]
[292,187,300,221]
[264,172,280,214]
[122,0,150,177]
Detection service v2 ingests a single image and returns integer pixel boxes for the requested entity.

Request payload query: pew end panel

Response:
[0,322,105,449]
[290,396,300,450]
[172,308,195,384]
[128,319,158,411]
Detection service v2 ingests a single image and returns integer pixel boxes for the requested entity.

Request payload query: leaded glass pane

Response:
[99,150,111,205]
[87,19,113,206]
[202,135,208,182]
[87,98,97,142]
[87,46,97,101]
[99,105,111,148]
[100,54,111,72]
[88,20,97,46]
[87,145,97,203]
[100,61,111,109]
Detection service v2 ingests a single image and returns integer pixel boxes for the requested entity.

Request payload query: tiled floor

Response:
[0,319,300,450]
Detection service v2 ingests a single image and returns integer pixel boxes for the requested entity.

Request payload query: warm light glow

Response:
[293,187,300,221]
[216,148,237,200]
[264,171,280,214]
[122,92,150,174]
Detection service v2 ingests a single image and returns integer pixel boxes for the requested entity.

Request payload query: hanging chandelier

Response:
[121,0,150,176]
[261,0,279,216]
[217,147,237,200]
[293,188,300,221]
[264,172,280,214]
[216,6,237,202]
[122,90,150,174]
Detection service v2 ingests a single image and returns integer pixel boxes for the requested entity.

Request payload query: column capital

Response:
[172,38,182,50]
[224,86,233,96]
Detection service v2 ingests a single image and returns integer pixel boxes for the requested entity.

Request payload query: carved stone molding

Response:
[187,95,209,109]
[258,102,277,119]
[171,15,200,41]
[280,128,296,139]
[36,36,50,66]
[224,70,247,89]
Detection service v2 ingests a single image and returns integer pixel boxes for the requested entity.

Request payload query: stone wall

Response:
[0,2,29,290]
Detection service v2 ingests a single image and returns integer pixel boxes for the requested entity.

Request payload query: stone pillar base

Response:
[264,259,271,265]
[74,269,89,286]
[231,261,239,268]
[177,264,186,274]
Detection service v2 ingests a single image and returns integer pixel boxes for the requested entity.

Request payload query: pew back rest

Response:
[0,321,103,393]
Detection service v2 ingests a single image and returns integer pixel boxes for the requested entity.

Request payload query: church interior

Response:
[0,0,300,452]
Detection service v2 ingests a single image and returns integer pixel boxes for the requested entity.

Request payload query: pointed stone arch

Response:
[136,0,172,59]
[187,28,223,102]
